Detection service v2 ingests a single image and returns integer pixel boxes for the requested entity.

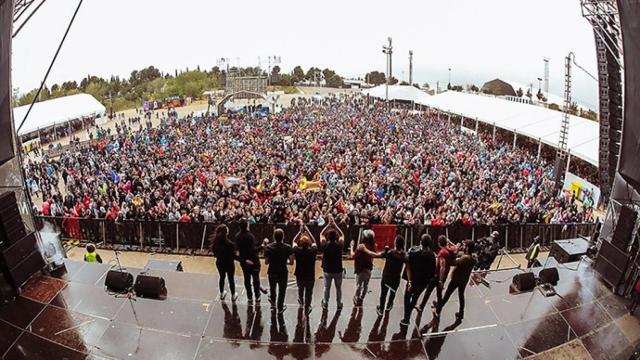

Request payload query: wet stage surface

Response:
[0,258,638,359]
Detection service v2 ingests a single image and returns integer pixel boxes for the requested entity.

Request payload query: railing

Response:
[34,216,597,255]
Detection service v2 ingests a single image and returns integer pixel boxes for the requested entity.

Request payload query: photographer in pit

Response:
[474,231,501,270]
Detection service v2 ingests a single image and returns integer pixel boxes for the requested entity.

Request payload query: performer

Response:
[475,231,501,270]
[212,225,238,301]
[401,234,436,326]
[417,235,458,313]
[435,240,476,321]
[377,235,407,315]
[235,221,265,302]
[320,215,345,310]
[264,228,293,314]
[292,221,318,316]
[353,229,384,306]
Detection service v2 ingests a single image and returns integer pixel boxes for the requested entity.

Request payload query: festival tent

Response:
[364,86,599,167]
[416,91,599,166]
[362,84,431,104]
[13,93,106,136]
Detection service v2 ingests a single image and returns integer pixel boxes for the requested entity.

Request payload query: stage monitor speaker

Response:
[539,267,559,285]
[512,272,536,292]
[611,206,637,250]
[134,275,165,299]
[104,270,133,293]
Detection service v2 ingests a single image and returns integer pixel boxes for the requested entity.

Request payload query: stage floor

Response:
[0,258,638,359]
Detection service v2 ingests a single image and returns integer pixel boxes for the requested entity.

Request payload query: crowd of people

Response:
[25,94,595,228]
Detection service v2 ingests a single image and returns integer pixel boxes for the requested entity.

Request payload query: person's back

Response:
[264,228,292,313]
[294,245,317,281]
[266,241,293,277]
[236,229,259,264]
[450,253,476,286]
[321,239,343,274]
[407,246,436,286]
[382,248,406,282]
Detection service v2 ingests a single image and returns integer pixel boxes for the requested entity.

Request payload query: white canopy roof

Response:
[13,93,106,136]
[362,85,431,104]
[363,86,599,167]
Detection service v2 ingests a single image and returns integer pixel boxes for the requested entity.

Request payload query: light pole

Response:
[409,50,413,86]
[448,68,451,88]
[382,37,393,104]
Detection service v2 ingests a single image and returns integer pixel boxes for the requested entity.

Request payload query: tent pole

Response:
[537,139,542,159]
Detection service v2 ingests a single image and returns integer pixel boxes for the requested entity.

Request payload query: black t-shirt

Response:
[382,249,407,282]
[235,230,261,268]
[213,235,236,264]
[321,240,343,273]
[403,246,436,286]
[294,246,317,281]
[265,242,293,277]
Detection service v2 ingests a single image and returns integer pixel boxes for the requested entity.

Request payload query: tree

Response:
[399,81,410,86]
[422,82,430,89]
[526,88,532,100]
[447,83,452,90]
[470,84,479,92]
[292,66,305,83]
[536,89,544,101]
[322,68,343,88]
[389,76,398,85]
[365,71,386,86]
[516,88,524,97]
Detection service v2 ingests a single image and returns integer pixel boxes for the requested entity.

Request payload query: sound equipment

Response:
[538,267,559,285]
[0,192,27,248]
[134,275,166,299]
[549,238,589,264]
[594,240,631,288]
[0,0,15,166]
[104,270,133,293]
[0,191,44,289]
[512,272,536,292]
[611,206,637,250]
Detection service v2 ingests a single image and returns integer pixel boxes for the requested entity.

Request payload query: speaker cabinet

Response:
[512,272,536,292]
[5,250,45,288]
[1,232,37,269]
[134,275,166,299]
[104,270,133,293]
[539,267,559,285]
[611,206,637,250]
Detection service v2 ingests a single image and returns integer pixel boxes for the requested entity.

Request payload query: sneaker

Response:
[321,300,328,309]
[256,296,261,303]
[400,318,410,326]
[247,297,254,303]
[219,291,227,300]
[385,305,393,312]
[455,312,464,320]
[376,305,383,316]
[260,287,268,295]
[232,293,239,302]
[298,298,303,306]
[305,307,312,316]
[278,305,287,314]
[337,302,343,311]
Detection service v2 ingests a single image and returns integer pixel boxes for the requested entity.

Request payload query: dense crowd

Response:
[24,95,594,226]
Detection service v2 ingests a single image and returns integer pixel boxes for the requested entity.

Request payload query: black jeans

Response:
[269,275,288,310]
[296,278,315,309]
[419,278,442,310]
[216,260,235,295]
[437,281,467,316]
[379,278,400,310]
[242,265,261,300]
[403,282,427,321]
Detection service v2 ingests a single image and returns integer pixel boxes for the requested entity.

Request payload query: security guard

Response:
[84,244,103,263]
[525,236,541,268]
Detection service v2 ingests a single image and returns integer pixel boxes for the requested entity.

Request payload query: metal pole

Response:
[537,139,542,159]
[200,224,207,251]
[176,223,179,251]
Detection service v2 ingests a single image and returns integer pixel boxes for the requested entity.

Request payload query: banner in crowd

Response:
[563,172,600,206]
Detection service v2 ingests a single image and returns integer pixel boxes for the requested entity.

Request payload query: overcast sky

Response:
[11,0,599,109]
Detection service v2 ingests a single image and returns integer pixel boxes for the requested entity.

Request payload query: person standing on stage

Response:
[401,234,436,326]
[377,235,407,316]
[435,240,476,321]
[235,221,265,303]
[416,235,458,313]
[353,229,383,306]
[320,216,346,310]
[212,224,238,301]
[292,221,318,316]
[476,231,501,270]
[264,228,293,314]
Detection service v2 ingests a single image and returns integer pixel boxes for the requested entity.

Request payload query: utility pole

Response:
[409,50,413,86]
[382,37,393,103]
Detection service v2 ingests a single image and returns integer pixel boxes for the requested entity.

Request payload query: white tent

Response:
[362,84,430,104]
[13,93,106,136]
[363,86,599,167]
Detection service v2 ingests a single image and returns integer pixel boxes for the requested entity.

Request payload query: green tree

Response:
[365,71,386,86]
[516,88,524,97]
[389,76,398,85]
[292,66,305,83]
[470,84,479,92]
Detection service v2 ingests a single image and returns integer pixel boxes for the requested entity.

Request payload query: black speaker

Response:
[134,275,165,299]
[1,232,37,269]
[611,206,637,250]
[539,267,559,285]
[5,250,45,288]
[512,272,536,292]
[104,270,133,293]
